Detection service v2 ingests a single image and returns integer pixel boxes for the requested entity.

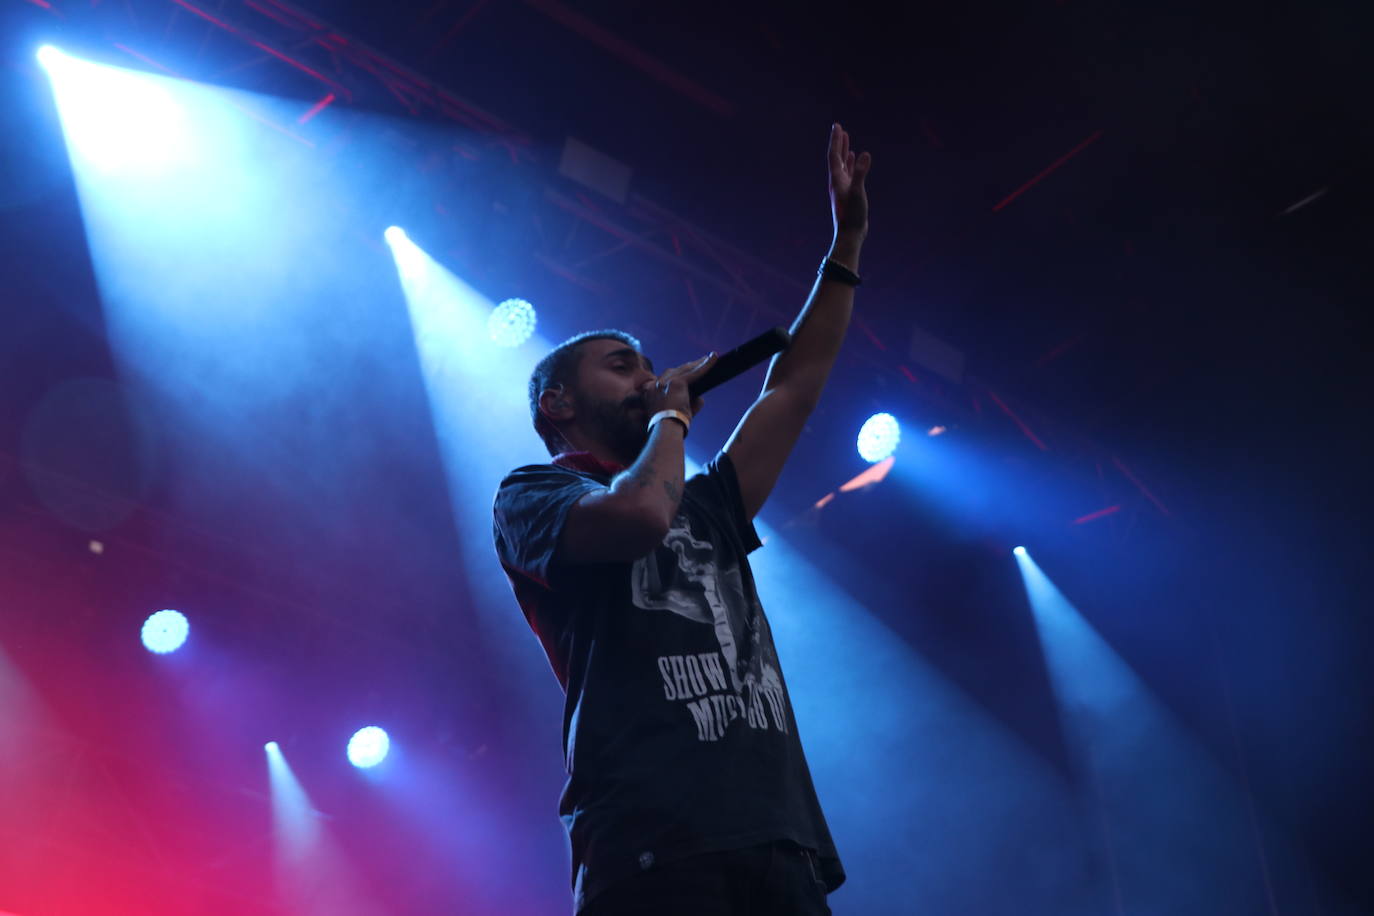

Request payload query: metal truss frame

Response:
[30,0,1175,535]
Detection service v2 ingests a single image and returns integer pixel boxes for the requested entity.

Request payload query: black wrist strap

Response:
[819,257,862,287]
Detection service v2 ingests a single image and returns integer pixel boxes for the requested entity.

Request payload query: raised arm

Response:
[725,123,872,520]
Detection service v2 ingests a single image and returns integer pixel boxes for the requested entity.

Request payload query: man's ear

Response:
[538,386,574,424]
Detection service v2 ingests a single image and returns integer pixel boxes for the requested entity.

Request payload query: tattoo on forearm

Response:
[620,459,680,505]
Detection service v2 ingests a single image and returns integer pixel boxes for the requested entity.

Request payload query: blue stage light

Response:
[488,298,537,347]
[39,48,188,175]
[141,609,189,654]
[347,726,390,769]
[384,226,429,284]
[857,412,900,463]
[36,45,64,70]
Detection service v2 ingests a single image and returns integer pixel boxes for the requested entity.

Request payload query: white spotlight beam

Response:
[265,742,380,912]
[1014,550,1293,913]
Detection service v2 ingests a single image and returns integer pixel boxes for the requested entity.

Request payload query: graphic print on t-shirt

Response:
[630,514,789,742]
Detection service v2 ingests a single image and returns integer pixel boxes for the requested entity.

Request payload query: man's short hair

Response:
[529,329,643,456]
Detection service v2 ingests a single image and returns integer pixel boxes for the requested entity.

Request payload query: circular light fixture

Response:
[141,609,189,654]
[488,297,537,348]
[856,412,900,463]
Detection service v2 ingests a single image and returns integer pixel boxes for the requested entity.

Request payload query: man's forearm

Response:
[760,232,864,406]
[609,420,687,531]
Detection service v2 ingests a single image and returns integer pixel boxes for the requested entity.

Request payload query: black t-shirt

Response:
[492,452,845,911]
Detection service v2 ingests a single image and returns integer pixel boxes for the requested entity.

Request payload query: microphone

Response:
[688,326,793,399]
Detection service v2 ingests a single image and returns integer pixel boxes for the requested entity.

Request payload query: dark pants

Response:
[582,840,833,916]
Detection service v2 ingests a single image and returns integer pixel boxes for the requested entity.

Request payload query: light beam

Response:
[1014,548,1291,913]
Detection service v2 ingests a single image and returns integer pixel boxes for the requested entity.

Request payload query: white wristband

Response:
[647,409,691,438]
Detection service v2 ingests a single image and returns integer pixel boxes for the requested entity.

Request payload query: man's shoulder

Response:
[499,463,599,487]
[501,462,558,480]
[494,464,606,511]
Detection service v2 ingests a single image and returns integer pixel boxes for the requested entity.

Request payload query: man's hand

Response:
[639,352,717,419]
[829,122,872,252]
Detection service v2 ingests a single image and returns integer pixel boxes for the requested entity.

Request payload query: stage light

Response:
[857,412,900,463]
[1013,546,1027,557]
[39,48,188,174]
[347,726,390,769]
[384,226,429,284]
[488,297,537,347]
[141,609,189,654]
[36,45,64,70]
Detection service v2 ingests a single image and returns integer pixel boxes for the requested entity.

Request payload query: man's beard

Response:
[580,393,649,466]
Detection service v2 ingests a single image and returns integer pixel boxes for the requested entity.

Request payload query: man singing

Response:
[492,124,871,914]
